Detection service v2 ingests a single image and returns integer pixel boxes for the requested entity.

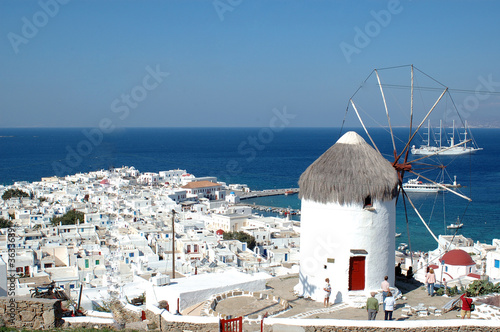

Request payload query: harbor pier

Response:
[236,203,300,216]
[239,188,299,199]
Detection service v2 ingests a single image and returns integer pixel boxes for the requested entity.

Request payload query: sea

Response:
[0,127,498,252]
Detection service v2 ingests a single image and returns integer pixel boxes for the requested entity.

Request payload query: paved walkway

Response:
[187,274,469,321]
[287,303,350,319]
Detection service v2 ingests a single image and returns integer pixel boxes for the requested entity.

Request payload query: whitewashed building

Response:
[486,248,500,280]
[159,169,187,185]
[181,181,225,201]
[139,172,160,185]
[437,249,478,281]
[294,131,399,304]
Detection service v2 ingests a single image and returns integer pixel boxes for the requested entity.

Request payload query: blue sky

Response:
[1,0,499,128]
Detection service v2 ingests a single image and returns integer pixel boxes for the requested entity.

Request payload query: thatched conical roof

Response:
[299,131,398,205]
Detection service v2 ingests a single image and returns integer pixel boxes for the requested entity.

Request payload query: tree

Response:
[51,210,85,226]
[222,231,256,250]
[2,189,29,200]
[0,217,13,229]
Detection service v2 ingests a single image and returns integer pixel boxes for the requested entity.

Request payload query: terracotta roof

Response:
[181,181,221,189]
[467,273,481,279]
[216,229,224,235]
[429,264,439,270]
[441,249,475,266]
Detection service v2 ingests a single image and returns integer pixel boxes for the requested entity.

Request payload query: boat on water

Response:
[402,175,461,193]
[443,175,462,189]
[447,217,463,230]
[395,233,401,238]
[411,120,482,156]
[402,178,445,193]
[398,243,408,251]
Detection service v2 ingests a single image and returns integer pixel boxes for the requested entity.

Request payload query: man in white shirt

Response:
[323,278,331,307]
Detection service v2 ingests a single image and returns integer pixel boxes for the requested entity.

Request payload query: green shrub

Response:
[467,280,500,296]
[51,210,85,226]
[222,231,256,250]
[92,300,112,312]
[448,285,459,296]
[2,189,29,200]
[0,217,12,229]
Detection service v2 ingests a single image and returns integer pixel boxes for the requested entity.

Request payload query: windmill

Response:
[294,65,473,304]
[344,65,473,261]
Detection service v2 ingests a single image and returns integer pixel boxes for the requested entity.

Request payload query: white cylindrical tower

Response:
[294,131,399,303]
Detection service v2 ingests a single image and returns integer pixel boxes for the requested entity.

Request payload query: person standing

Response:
[381,275,390,305]
[406,266,413,279]
[383,291,395,320]
[425,268,436,296]
[366,292,379,320]
[460,291,473,319]
[323,278,331,307]
[395,263,402,277]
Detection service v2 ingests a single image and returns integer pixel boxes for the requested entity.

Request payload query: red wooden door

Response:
[349,256,365,290]
[220,316,242,332]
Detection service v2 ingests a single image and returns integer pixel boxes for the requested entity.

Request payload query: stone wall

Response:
[110,300,143,324]
[268,327,500,332]
[0,296,63,329]
[146,309,218,332]
[264,319,500,332]
[146,302,499,332]
[475,293,500,307]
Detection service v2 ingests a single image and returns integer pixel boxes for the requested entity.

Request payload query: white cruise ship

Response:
[402,178,445,193]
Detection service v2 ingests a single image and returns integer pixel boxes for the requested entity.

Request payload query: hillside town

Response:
[0,162,499,327]
[0,166,301,312]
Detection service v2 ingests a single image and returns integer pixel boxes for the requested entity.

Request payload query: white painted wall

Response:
[486,251,500,280]
[0,257,6,296]
[295,198,395,303]
[441,263,476,280]
[146,270,270,311]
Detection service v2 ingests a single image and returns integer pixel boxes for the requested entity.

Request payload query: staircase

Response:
[346,290,369,308]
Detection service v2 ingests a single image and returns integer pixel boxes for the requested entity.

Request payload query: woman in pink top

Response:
[425,268,436,296]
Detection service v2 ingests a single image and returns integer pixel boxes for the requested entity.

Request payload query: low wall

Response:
[201,290,290,317]
[263,318,500,332]
[3,296,495,331]
[0,296,63,329]
[145,303,499,332]
[110,300,143,324]
[475,292,500,307]
[146,304,219,332]
[267,327,500,332]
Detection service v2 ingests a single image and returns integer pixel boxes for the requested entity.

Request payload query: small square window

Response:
[495,259,500,269]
